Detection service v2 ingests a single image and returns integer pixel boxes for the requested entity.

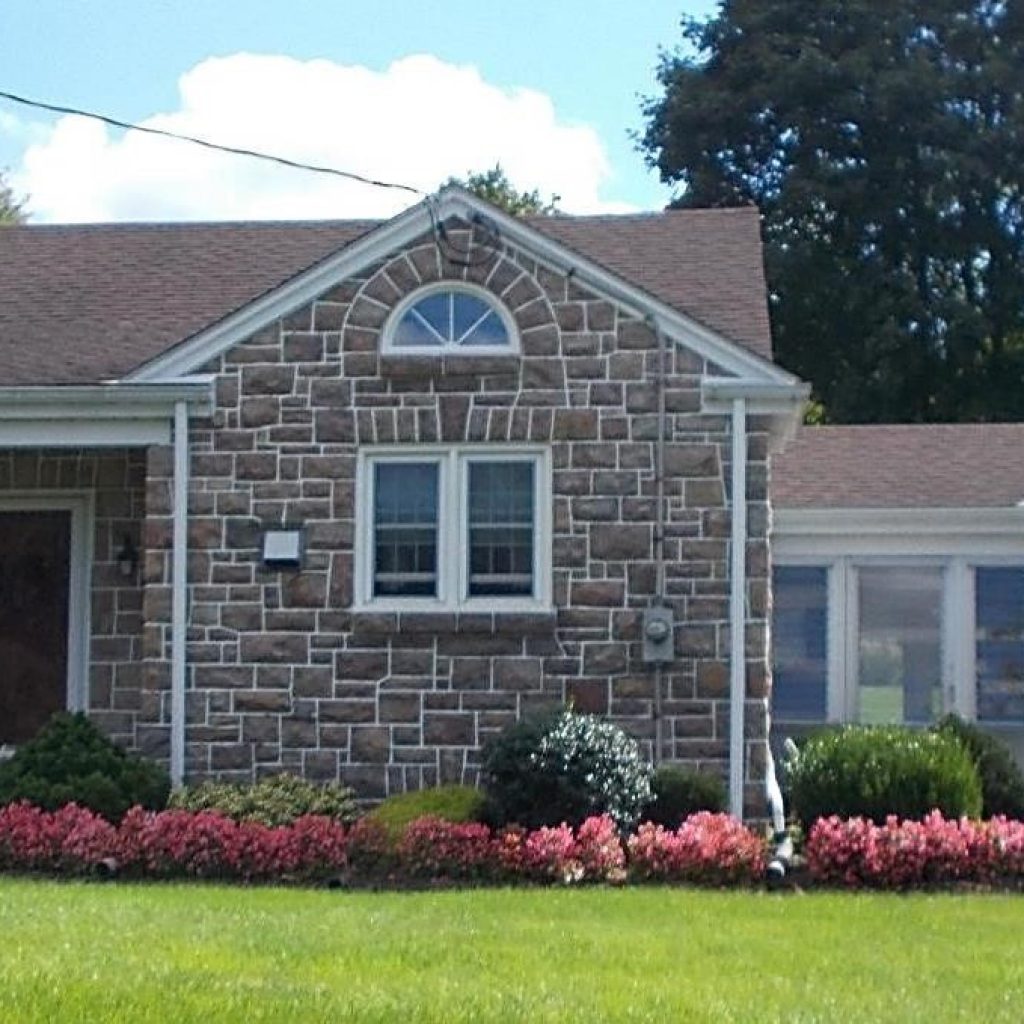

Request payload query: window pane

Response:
[976,567,1024,722]
[373,463,438,597]
[393,291,510,350]
[857,566,943,724]
[394,309,444,347]
[771,566,828,722]
[467,461,534,597]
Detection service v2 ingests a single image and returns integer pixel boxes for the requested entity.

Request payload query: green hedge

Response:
[480,708,652,830]
[785,725,983,827]
[366,784,485,839]
[0,713,169,822]
[169,774,358,826]
[642,766,726,828]
[934,715,1024,819]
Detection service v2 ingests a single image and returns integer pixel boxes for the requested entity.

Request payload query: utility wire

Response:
[0,87,424,197]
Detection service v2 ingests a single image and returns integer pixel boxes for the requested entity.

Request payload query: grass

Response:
[0,879,1021,1023]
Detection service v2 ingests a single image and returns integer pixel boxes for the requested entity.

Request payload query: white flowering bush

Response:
[481,708,653,830]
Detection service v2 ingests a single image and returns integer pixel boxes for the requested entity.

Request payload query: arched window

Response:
[384,285,516,354]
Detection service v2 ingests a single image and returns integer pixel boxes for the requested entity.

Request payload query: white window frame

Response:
[355,444,551,612]
[381,283,520,356]
[772,508,1024,731]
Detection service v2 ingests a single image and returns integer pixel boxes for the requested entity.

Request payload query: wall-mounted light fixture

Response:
[262,528,303,570]
[116,534,138,579]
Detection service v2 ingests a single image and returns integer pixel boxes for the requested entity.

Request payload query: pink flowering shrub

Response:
[806,812,1024,888]
[628,812,766,884]
[397,817,497,880]
[0,801,115,873]
[576,814,627,882]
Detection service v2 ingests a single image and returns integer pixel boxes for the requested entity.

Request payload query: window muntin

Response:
[372,462,439,598]
[856,566,943,725]
[357,447,549,611]
[387,286,512,353]
[771,566,829,722]
[976,567,1024,722]
[467,461,534,597]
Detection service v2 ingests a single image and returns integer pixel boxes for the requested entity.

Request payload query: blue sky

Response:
[0,0,719,222]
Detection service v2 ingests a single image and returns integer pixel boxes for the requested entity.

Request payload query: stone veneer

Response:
[129,223,771,814]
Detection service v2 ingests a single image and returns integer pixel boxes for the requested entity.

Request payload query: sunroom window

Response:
[856,566,943,725]
[386,286,513,353]
[976,567,1024,723]
[358,446,549,610]
[771,558,1024,738]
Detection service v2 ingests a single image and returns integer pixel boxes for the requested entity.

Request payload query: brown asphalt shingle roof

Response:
[773,424,1024,509]
[0,206,773,385]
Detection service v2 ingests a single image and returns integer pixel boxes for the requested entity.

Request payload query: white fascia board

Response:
[0,379,215,446]
[702,377,810,451]
[127,185,798,387]
[0,380,215,419]
[774,506,1024,558]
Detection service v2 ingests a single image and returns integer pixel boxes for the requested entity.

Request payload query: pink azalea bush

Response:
[806,811,1024,888]
[627,812,766,884]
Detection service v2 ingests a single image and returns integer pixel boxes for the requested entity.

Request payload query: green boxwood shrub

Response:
[934,714,1024,819]
[169,773,358,826]
[642,766,727,828]
[0,712,169,822]
[481,707,653,830]
[366,784,485,839]
[785,725,983,827]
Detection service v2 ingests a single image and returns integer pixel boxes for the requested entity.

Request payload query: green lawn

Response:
[0,879,1019,1023]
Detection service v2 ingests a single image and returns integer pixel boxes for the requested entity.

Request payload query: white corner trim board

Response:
[170,401,189,788]
[728,397,748,820]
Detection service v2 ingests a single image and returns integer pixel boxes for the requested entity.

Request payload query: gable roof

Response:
[0,199,775,386]
[773,424,1024,509]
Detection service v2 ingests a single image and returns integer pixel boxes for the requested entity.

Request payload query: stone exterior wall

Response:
[135,225,771,813]
[0,450,146,747]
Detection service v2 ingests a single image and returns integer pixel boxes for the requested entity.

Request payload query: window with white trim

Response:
[771,559,1024,740]
[356,446,550,610]
[383,285,516,354]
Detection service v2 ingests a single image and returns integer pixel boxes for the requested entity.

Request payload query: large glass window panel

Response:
[976,567,1024,722]
[771,566,829,722]
[467,461,534,597]
[373,463,438,597]
[857,566,943,724]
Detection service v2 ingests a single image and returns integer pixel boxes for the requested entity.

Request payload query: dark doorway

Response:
[0,511,71,744]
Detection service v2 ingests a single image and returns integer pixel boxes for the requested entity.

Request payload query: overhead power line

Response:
[0,87,424,197]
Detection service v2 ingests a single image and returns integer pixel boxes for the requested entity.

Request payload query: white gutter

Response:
[170,400,189,788]
[728,397,748,819]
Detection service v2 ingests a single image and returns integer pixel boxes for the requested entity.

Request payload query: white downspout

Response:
[170,400,188,787]
[728,397,747,819]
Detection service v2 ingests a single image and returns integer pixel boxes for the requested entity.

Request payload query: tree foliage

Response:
[0,170,27,225]
[641,1,1024,422]
[444,164,559,217]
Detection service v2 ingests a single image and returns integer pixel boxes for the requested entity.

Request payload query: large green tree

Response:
[444,164,559,217]
[0,170,26,225]
[641,1,1024,422]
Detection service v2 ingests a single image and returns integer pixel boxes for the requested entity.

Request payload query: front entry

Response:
[0,511,71,745]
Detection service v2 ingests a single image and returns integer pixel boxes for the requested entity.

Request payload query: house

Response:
[0,185,1019,821]
[771,424,1024,765]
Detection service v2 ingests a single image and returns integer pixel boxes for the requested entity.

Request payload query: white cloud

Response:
[11,53,632,223]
